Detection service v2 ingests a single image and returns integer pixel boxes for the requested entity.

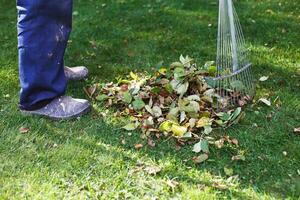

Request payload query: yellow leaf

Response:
[196,117,212,128]
[130,71,138,80]
[159,121,173,133]
[171,124,187,137]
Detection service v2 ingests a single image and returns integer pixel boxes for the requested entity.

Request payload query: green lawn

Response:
[0,0,300,199]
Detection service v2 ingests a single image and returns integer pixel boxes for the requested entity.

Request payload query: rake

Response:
[207,0,255,110]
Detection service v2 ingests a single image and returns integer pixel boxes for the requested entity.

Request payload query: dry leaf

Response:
[215,139,225,149]
[166,180,180,189]
[144,166,161,175]
[231,138,239,146]
[19,127,30,134]
[258,98,271,106]
[212,182,228,190]
[134,144,143,149]
[232,155,246,161]
[147,139,156,147]
[259,76,269,82]
[83,85,97,98]
[294,127,300,135]
[192,154,209,164]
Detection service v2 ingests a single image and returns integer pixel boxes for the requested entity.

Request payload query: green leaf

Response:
[158,67,167,75]
[204,61,215,69]
[216,112,231,121]
[204,125,213,134]
[230,80,245,91]
[122,123,138,131]
[152,106,162,117]
[170,62,184,68]
[224,167,233,176]
[208,65,217,76]
[145,105,153,115]
[132,99,145,111]
[164,83,173,93]
[166,107,179,122]
[193,139,209,153]
[151,87,161,94]
[230,107,242,121]
[96,94,108,101]
[123,91,132,103]
[170,80,189,96]
[174,67,185,80]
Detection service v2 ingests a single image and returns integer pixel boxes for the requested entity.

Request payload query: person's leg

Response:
[17,0,72,111]
[17,0,91,120]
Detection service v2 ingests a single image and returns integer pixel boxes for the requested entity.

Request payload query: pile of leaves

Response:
[90,55,247,161]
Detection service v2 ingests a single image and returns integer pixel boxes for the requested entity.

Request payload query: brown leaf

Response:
[231,138,239,146]
[120,84,129,91]
[83,85,97,98]
[147,139,156,147]
[19,127,30,134]
[166,180,180,189]
[134,143,143,149]
[175,143,182,151]
[212,182,228,190]
[192,154,209,164]
[215,139,224,149]
[232,155,245,161]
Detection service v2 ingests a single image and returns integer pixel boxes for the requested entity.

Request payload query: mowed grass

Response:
[0,0,300,199]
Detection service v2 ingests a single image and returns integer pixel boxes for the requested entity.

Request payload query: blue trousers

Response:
[17,0,73,110]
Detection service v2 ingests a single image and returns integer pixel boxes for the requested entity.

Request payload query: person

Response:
[17,0,91,120]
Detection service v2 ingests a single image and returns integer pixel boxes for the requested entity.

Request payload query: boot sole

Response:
[21,105,91,121]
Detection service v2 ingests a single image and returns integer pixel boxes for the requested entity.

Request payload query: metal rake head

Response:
[207,0,255,110]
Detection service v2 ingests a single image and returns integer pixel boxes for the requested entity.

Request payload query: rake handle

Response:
[226,0,239,72]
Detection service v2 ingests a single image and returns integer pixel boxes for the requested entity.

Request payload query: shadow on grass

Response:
[0,0,299,198]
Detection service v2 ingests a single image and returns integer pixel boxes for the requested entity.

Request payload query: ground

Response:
[0,0,300,199]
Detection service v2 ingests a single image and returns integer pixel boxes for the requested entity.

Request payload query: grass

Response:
[0,0,300,199]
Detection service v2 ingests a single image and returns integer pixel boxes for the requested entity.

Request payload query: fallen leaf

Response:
[231,139,239,146]
[132,99,145,110]
[19,127,30,134]
[258,98,271,106]
[134,144,143,149]
[224,167,233,176]
[147,139,156,147]
[83,85,97,98]
[144,166,161,175]
[122,123,138,131]
[192,154,209,164]
[259,76,269,82]
[196,117,212,128]
[212,182,228,190]
[159,121,173,133]
[193,139,209,153]
[294,127,300,135]
[215,139,225,149]
[166,180,180,189]
[123,91,132,103]
[232,155,246,161]
[171,124,187,137]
